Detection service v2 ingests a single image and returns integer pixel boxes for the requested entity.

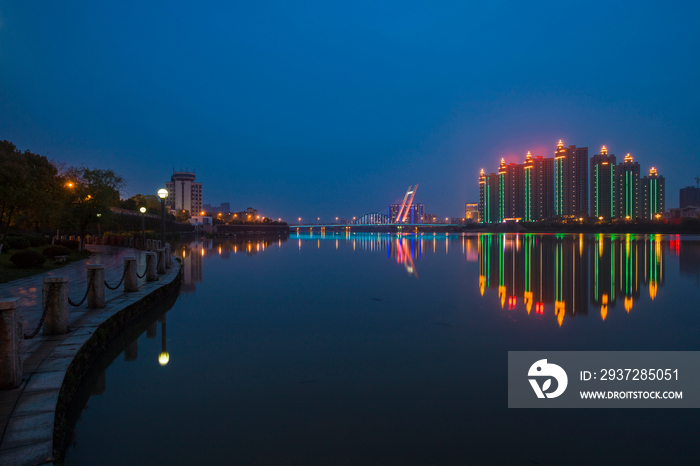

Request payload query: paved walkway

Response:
[0,245,180,465]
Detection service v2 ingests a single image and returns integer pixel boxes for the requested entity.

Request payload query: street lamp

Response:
[140,206,147,248]
[157,189,168,245]
[298,217,301,225]
[96,213,102,237]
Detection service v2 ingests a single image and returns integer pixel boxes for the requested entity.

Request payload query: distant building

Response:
[479,169,499,223]
[616,153,640,219]
[590,146,617,220]
[498,158,525,221]
[166,171,202,216]
[235,207,260,221]
[189,215,213,234]
[465,203,479,223]
[202,202,231,214]
[423,213,437,224]
[663,206,700,220]
[641,167,665,219]
[680,186,700,208]
[388,203,425,224]
[554,141,589,219]
[524,152,555,222]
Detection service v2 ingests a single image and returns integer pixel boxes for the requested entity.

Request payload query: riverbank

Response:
[0,245,181,465]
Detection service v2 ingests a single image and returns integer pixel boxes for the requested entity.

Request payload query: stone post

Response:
[43,277,69,335]
[157,249,166,274]
[123,257,138,292]
[146,252,158,281]
[165,244,172,269]
[0,298,22,389]
[146,239,152,251]
[129,238,134,248]
[87,264,105,309]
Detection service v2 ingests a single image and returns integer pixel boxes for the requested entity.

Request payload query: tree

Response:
[129,194,161,213]
[175,209,191,222]
[61,167,125,249]
[0,141,60,253]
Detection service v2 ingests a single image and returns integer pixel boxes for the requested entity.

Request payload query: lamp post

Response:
[140,207,146,248]
[158,189,168,245]
[96,213,102,238]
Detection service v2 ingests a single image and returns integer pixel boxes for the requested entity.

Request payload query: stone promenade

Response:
[0,245,180,465]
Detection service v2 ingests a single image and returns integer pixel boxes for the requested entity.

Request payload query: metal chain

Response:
[136,255,150,279]
[68,272,96,307]
[105,267,127,290]
[24,284,54,339]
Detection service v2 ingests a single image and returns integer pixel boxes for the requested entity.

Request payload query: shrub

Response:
[4,236,30,250]
[57,239,80,250]
[10,250,47,268]
[43,245,71,258]
[23,235,47,247]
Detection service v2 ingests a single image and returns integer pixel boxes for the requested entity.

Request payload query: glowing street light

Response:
[139,206,147,247]
[157,188,169,245]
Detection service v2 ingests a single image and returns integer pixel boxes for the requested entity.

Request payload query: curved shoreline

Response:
[0,252,181,465]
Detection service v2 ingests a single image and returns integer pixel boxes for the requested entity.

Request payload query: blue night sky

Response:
[1,1,699,220]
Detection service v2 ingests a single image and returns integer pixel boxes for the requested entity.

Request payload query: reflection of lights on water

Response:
[159,352,170,366]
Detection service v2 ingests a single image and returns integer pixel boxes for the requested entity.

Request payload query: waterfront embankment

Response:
[0,245,180,465]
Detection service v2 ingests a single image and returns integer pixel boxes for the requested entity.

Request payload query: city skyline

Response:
[1,3,700,220]
[479,140,665,223]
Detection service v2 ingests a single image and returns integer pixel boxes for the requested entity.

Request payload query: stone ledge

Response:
[0,256,181,465]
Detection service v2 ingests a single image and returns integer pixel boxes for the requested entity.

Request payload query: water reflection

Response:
[478,234,671,325]
[63,232,700,465]
[62,285,180,459]
[176,233,290,292]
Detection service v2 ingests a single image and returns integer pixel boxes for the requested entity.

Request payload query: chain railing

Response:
[105,267,128,290]
[24,284,53,339]
[68,272,96,307]
[137,254,151,279]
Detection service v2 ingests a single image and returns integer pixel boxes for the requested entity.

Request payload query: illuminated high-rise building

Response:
[479,169,499,223]
[522,151,555,221]
[616,153,641,219]
[498,158,525,221]
[641,167,665,219]
[523,152,534,222]
[589,146,616,220]
[554,141,589,219]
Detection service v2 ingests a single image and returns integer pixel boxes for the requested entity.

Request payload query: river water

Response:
[64,233,700,465]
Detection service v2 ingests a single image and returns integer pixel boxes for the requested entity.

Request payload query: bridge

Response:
[292,223,461,233]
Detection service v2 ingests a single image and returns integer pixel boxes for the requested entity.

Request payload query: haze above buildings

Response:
[1,3,700,219]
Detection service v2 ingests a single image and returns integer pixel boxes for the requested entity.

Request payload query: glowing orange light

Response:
[555,301,565,326]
